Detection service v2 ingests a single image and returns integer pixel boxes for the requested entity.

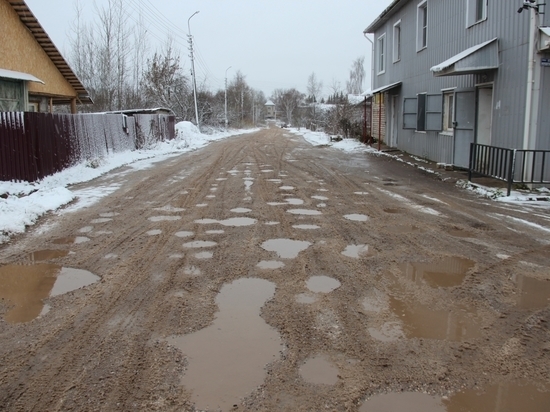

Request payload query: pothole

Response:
[183,241,217,249]
[399,256,475,288]
[299,355,339,385]
[146,229,162,236]
[257,260,285,270]
[293,224,320,230]
[53,236,90,245]
[183,266,201,276]
[167,278,281,411]
[360,392,444,412]
[384,208,401,214]
[230,208,252,213]
[342,244,376,258]
[311,195,328,200]
[306,276,341,293]
[0,264,99,323]
[153,206,185,212]
[27,250,69,261]
[174,231,194,238]
[195,217,257,227]
[343,214,368,222]
[194,251,213,259]
[389,296,481,341]
[287,209,322,216]
[148,216,181,222]
[512,274,550,309]
[261,239,312,259]
[91,218,112,224]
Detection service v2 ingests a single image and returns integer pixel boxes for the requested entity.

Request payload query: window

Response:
[417,1,428,51]
[403,93,444,132]
[443,92,454,132]
[403,97,418,130]
[377,33,386,74]
[467,0,487,27]
[393,20,401,62]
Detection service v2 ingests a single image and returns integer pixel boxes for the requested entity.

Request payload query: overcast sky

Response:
[25,0,388,98]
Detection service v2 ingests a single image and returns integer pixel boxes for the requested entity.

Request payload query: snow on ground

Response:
[0,122,257,243]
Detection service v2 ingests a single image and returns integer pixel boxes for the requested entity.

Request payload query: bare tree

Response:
[346,56,365,95]
[306,72,323,130]
[271,88,304,126]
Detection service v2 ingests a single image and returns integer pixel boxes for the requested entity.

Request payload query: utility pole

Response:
[225,66,231,130]
[188,11,200,132]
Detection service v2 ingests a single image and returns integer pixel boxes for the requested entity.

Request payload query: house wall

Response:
[0,0,77,99]
[370,0,543,164]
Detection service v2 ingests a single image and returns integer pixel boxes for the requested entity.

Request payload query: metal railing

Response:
[468,143,550,196]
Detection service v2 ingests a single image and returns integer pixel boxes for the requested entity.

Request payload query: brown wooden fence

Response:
[0,112,175,182]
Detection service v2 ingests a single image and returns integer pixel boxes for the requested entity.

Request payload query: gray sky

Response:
[25,0,387,97]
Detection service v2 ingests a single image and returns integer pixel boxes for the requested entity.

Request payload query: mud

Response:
[1,125,549,411]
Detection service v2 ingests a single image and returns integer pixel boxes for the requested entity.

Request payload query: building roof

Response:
[364,0,407,33]
[0,68,44,84]
[7,0,92,104]
[265,100,275,106]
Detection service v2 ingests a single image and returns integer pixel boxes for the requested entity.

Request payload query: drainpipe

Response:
[522,6,536,151]
[363,32,374,92]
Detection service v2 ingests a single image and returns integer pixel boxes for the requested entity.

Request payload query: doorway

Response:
[476,86,493,146]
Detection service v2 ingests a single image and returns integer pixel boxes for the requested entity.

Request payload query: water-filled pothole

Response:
[306,276,341,293]
[174,231,194,238]
[389,296,481,341]
[146,229,162,236]
[299,355,339,385]
[231,207,252,213]
[360,392,444,412]
[148,216,181,222]
[91,218,112,224]
[257,260,285,269]
[53,236,90,245]
[167,278,281,410]
[384,208,401,214]
[261,239,312,259]
[183,241,217,248]
[342,244,376,258]
[399,256,475,288]
[279,186,295,190]
[512,274,550,309]
[28,249,69,261]
[194,251,213,259]
[311,195,328,201]
[195,217,257,227]
[287,209,322,216]
[0,264,99,323]
[293,224,320,230]
[344,214,368,222]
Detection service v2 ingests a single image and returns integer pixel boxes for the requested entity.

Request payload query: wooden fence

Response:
[0,112,175,182]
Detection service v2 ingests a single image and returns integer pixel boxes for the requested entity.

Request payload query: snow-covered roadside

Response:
[288,127,550,206]
[0,122,258,244]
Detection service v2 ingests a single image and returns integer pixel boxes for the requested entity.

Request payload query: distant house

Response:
[0,0,92,113]
[265,100,276,119]
[364,0,550,168]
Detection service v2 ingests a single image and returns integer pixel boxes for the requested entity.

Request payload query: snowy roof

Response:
[366,81,402,97]
[540,27,550,51]
[430,38,498,75]
[0,68,44,84]
[364,0,407,33]
[265,100,275,106]
[102,108,173,115]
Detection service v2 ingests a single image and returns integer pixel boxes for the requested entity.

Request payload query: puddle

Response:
[296,293,318,304]
[399,257,475,288]
[205,195,216,199]
[196,204,208,207]
[265,221,280,226]
[0,264,99,323]
[266,179,282,183]
[448,228,475,238]
[285,198,304,205]
[299,355,339,385]
[53,236,90,245]
[389,296,481,341]
[257,260,285,269]
[79,226,93,233]
[27,249,69,261]
[293,224,320,230]
[354,192,369,195]
[183,266,201,276]
[99,212,119,217]
[205,230,224,234]
[512,274,550,309]
[195,251,213,259]
[244,181,253,191]
[153,206,185,212]
[306,276,341,293]
[343,214,368,222]
[444,381,550,412]
[261,239,312,259]
[342,244,376,258]
[148,216,181,222]
[261,169,274,173]
[361,289,388,313]
[183,241,217,248]
[360,392,444,412]
[91,218,112,224]
[167,278,281,410]
[287,209,322,216]
[216,177,227,181]
[146,229,162,236]
[174,231,194,238]
[279,186,295,190]
[317,188,328,192]
[311,195,328,200]
[231,207,252,213]
[317,203,327,208]
[195,217,257,227]
[368,321,405,342]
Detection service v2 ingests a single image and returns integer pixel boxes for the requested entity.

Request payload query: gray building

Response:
[364,0,550,168]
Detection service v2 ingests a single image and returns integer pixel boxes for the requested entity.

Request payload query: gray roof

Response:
[364,0,408,33]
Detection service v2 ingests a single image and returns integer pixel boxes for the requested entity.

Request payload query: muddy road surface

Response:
[1,126,549,411]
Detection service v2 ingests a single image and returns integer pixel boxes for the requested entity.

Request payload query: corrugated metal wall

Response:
[370,0,542,164]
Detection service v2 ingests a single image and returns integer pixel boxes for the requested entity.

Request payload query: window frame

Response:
[442,91,455,133]
[416,0,428,52]
[377,33,386,75]
[403,97,418,130]
[393,20,402,63]
[466,0,487,28]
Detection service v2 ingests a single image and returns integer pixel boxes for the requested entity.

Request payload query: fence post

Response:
[507,149,517,197]
[468,142,475,182]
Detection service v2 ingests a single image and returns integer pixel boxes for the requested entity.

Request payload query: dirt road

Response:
[1,126,549,411]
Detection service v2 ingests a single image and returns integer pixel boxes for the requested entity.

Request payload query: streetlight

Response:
[225,66,232,130]
[188,11,200,131]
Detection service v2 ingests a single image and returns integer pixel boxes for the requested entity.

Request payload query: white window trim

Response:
[466,0,488,28]
[377,33,386,75]
[442,91,454,133]
[393,20,401,63]
[416,0,428,52]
